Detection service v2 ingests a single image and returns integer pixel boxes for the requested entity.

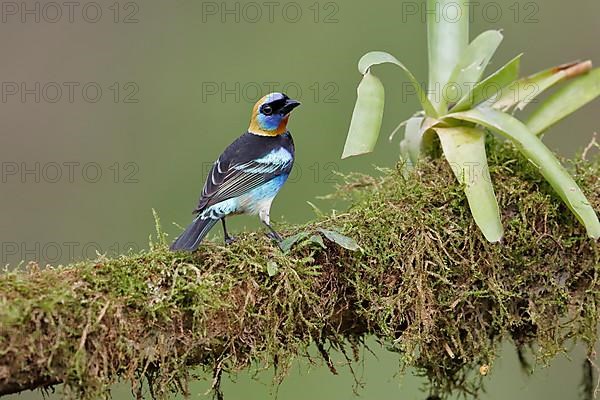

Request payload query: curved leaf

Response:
[279,232,309,253]
[342,70,385,159]
[308,234,327,249]
[526,68,600,136]
[318,229,360,251]
[434,126,503,242]
[446,108,600,239]
[399,116,425,168]
[490,60,592,112]
[358,51,438,117]
[444,30,504,108]
[452,54,522,112]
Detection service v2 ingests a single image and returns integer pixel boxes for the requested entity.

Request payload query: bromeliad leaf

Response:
[343,1,598,243]
[489,60,593,111]
[452,54,522,112]
[399,116,425,168]
[399,116,438,171]
[525,68,600,136]
[342,70,385,159]
[444,30,504,110]
[446,107,600,239]
[357,51,438,117]
[434,126,503,242]
[318,229,360,251]
[427,0,469,113]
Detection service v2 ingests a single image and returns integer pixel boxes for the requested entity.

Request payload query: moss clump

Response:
[0,141,599,399]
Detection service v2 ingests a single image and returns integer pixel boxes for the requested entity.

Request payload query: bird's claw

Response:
[224,236,237,246]
[266,231,283,243]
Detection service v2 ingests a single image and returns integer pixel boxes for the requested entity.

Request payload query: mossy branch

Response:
[1,142,599,399]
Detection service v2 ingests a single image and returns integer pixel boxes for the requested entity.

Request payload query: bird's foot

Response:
[265,230,283,243]
[224,235,237,246]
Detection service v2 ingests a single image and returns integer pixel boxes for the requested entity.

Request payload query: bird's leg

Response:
[221,218,235,245]
[259,209,283,243]
[262,221,283,243]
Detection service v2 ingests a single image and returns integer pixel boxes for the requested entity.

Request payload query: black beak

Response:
[281,99,301,115]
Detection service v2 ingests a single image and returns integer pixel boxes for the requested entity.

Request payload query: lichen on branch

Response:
[0,141,599,399]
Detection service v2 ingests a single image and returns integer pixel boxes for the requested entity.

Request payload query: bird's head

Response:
[248,92,301,136]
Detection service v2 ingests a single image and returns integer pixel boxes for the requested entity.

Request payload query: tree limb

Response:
[1,142,599,399]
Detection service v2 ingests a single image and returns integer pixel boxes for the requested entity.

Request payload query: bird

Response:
[170,92,301,252]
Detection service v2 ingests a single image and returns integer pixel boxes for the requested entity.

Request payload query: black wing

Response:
[193,132,294,214]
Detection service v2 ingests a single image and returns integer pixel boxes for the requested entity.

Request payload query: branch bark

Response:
[1,143,599,399]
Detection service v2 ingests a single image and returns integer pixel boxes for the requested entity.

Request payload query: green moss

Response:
[0,141,598,399]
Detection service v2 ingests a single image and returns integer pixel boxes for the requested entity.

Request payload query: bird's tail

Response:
[170,216,218,251]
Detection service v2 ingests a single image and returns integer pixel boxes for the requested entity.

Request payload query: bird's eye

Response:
[262,105,273,115]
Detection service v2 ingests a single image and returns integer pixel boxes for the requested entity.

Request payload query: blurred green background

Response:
[1,0,599,398]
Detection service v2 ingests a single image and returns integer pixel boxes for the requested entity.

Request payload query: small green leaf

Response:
[452,54,522,112]
[434,126,503,242]
[318,229,360,251]
[358,51,438,117]
[266,262,279,277]
[444,30,504,108]
[308,235,327,249]
[279,232,309,253]
[446,108,600,239]
[342,70,385,159]
[525,68,600,136]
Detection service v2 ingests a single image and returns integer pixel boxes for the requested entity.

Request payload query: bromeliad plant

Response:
[342,0,600,242]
